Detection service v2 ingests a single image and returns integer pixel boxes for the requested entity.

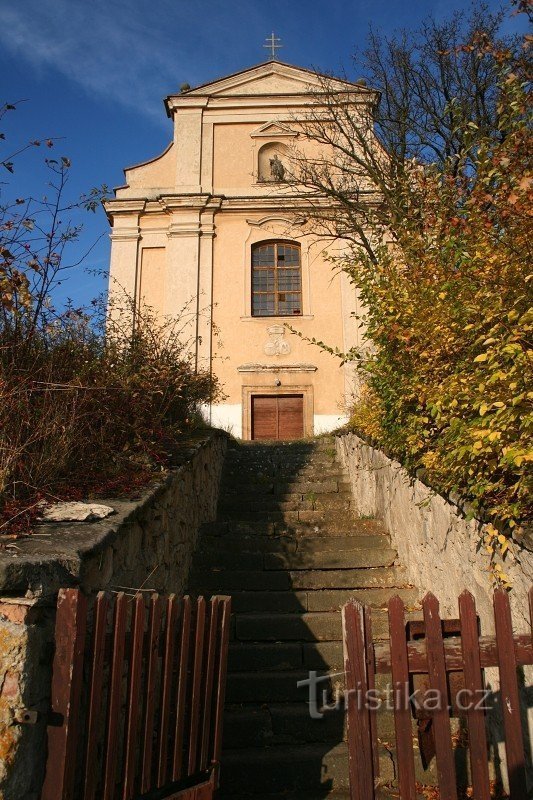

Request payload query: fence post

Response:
[388,595,417,799]
[342,600,375,800]
[41,588,87,800]
[494,589,528,799]
[458,590,491,800]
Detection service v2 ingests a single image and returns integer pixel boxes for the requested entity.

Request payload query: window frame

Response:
[251,240,302,318]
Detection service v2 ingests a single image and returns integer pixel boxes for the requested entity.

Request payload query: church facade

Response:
[104,61,374,440]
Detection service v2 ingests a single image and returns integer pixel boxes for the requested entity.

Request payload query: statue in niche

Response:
[269,154,286,182]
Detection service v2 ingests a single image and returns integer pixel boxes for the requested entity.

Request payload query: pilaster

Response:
[107,202,145,318]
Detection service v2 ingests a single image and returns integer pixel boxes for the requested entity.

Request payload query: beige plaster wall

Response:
[105,64,374,438]
[213,123,258,190]
[211,120,335,195]
[139,246,166,314]
[211,211,348,417]
[118,142,176,196]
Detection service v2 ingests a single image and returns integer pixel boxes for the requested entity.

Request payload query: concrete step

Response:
[219,743,439,799]
[217,794,393,800]
[228,438,336,453]
[235,611,344,642]
[226,641,349,673]
[233,609,419,642]
[193,551,265,570]
[225,444,337,458]
[224,463,345,481]
[281,481,351,495]
[226,670,332,703]
[223,702,402,749]
[231,627,436,672]
[194,546,397,573]
[228,642,305,672]
[218,509,360,527]
[289,566,409,589]
[264,547,397,571]
[221,586,418,614]
[190,565,407,595]
[200,517,384,538]
[226,591,307,614]
[272,520,383,537]
[220,478,351,496]
[189,569,291,592]
[198,533,390,555]
[224,458,341,475]
[223,704,347,748]
[226,641,365,673]
[303,641,344,670]
[305,586,418,612]
[218,787,433,799]
[218,742,393,795]
[219,494,353,513]
[226,668,394,704]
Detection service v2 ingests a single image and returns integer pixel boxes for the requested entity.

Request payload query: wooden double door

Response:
[251,394,304,440]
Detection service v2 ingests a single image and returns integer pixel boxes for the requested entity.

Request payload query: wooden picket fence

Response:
[41,589,231,800]
[342,589,533,800]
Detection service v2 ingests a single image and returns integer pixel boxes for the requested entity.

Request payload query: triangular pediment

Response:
[176,61,372,99]
[250,121,296,138]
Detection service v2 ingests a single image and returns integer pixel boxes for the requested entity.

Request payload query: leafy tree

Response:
[288,4,532,580]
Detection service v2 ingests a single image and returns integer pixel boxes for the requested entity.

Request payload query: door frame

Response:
[242,385,314,440]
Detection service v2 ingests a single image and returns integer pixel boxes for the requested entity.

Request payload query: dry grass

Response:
[0,299,221,534]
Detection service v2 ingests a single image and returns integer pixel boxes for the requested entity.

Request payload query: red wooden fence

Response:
[342,589,533,800]
[41,589,231,800]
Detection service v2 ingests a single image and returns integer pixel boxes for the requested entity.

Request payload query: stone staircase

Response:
[188,437,421,798]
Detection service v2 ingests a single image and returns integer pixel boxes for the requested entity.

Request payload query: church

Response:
[104,59,376,440]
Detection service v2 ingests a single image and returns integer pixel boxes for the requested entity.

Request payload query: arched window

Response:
[252,241,302,317]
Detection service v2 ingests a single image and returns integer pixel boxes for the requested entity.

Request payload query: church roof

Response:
[165,60,377,113]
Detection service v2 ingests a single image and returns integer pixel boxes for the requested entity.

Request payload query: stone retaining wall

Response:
[336,430,533,789]
[0,429,227,800]
[335,430,532,629]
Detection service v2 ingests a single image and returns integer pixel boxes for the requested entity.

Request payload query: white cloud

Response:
[1,0,261,120]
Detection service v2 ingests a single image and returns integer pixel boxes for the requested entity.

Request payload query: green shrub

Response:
[349,55,532,570]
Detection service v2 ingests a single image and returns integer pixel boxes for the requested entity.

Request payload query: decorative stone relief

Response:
[264,325,291,356]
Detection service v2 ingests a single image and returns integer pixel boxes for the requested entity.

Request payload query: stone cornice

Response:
[110,230,141,242]
[164,62,378,116]
[237,363,317,373]
[104,192,380,218]
[167,95,373,119]
[158,194,222,212]
[220,195,339,212]
[207,94,370,112]
[104,199,147,214]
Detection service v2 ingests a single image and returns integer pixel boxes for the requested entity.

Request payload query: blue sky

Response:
[1,0,527,308]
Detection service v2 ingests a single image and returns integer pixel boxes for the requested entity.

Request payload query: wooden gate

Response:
[342,589,533,800]
[41,589,231,800]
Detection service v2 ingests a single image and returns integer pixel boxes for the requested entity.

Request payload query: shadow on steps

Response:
[187,438,424,798]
